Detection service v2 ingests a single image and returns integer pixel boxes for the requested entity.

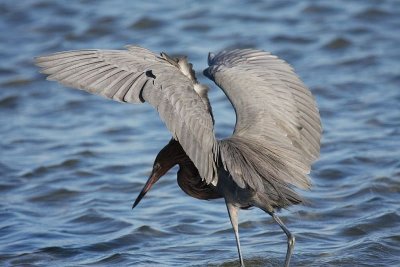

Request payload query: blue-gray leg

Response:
[225,201,245,267]
[271,212,295,267]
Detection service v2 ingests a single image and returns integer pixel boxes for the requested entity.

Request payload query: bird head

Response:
[132,139,186,209]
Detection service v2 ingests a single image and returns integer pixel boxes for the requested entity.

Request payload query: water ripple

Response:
[0,0,399,266]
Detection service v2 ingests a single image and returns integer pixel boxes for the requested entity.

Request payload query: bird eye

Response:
[154,163,161,170]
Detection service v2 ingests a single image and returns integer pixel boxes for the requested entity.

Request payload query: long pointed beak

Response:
[132,169,160,209]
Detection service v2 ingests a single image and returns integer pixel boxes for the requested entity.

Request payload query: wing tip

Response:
[207,52,215,66]
[34,55,50,66]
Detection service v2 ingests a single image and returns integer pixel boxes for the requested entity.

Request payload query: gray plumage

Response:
[205,49,322,208]
[35,45,322,267]
[35,46,218,185]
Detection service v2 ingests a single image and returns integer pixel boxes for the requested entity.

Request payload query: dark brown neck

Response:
[156,139,192,168]
[177,164,221,200]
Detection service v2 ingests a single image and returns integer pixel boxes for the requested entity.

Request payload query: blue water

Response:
[1,1,399,266]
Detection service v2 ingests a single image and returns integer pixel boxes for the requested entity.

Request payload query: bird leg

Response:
[270,212,295,267]
[225,201,245,267]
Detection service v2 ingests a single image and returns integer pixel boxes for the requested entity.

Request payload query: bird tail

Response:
[218,136,311,208]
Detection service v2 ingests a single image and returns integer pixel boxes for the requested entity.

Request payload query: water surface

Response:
[1,0,399,266]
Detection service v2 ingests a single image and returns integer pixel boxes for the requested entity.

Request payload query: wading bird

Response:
[35,45,321,267]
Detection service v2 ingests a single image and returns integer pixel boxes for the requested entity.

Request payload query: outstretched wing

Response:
[204,49,322,190]
[35,45,217,184]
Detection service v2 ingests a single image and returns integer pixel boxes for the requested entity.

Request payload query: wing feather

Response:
[36,46,217,184]
[205,49,322,192]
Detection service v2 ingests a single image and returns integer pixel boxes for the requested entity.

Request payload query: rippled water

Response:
[1,0,399,266]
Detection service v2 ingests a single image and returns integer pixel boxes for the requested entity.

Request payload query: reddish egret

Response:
[36,46,321,267]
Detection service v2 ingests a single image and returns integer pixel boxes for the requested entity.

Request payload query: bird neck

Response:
[155,139,191,171]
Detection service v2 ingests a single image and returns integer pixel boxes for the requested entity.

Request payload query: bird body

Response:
[35,45,322,267]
